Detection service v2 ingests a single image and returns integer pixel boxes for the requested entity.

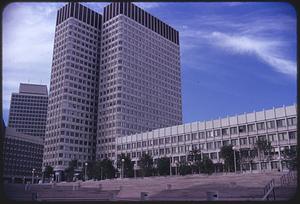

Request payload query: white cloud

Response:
[208,32,296,76]
[135,2,162,9]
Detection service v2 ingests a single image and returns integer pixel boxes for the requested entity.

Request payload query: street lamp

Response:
[175,161,178,176]
[169,157,172,176]
[32,169,35,184]
[121,159,125,179]
[232,146,237,173]
[84,162,88,181]
[101,167,103,180]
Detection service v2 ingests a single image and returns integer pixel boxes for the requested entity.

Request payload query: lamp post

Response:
[175,161,178,176]
[169,157,172,176]
[101,167,103,180]
[232,146,237,173]
[84,162,88,181]
[121,159,125,179]
[32,168,35,184]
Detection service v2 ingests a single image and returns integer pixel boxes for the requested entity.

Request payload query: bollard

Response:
[140,192,149,201]
[77,182,81,189]
[207,191,219,201]
[32,192,38,201]
[72,183,76,191]
[51,182,56,189]
[167,184,172,190]
[119,185,123,190]
[99,184,102,190]
[110,192,116,201]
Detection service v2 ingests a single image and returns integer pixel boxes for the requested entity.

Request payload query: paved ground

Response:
[3,171,297,201]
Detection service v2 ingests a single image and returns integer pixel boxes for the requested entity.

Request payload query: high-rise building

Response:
[96,2,182,160]
[8,83,48,138]
[43,2,102,176]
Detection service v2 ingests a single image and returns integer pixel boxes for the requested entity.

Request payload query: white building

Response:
[116,104,297,172]
[96,2,182,160]
[8,83,48,138]
[43,2,102,174]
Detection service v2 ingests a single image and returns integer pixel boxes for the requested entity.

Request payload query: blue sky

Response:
[2,2,297,125]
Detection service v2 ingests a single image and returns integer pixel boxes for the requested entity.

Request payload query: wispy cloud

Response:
[208,32,296,76]
[135,2,162,9]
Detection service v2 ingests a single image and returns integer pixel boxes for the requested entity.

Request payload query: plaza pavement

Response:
[3,171,297,201]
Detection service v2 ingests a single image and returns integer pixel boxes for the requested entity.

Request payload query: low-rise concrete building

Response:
[116,104,297,172]
[3,127,44,183]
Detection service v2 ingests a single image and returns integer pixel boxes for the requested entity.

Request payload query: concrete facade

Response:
[116,104,297,172]
[43,2,102,172]
[3,127,44,183]
[96,2,182,160]
[8,83,48,138]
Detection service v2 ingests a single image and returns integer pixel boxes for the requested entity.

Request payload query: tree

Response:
[139,154,154,177]
[117,153,134,178]
[64,159,78,182]
[157,157,170,176]
[200,157,214,174]
[101,158,116,179]
[178,161,192,176]
[219,145,234,172]
[255,140,272,170]
[188,149,202,174]
[44,165,54,179]
[281,147,297,170]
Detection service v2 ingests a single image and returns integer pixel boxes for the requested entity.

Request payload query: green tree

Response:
[200,157,214,174]
[188,149,202,174]
[219,145,234,172]
[139,154,154,177]
[64,160,78,182]
[117,153,134,178]
[255,140,272,170]
[157,157,170,176]
[178,161,192,176]
[44,165,54,179]
[281,147,297,170]
[101,158,116,179]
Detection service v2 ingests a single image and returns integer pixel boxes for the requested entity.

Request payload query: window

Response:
[258,135,266,141]
[215,141,222,148]
[288,131,296,140]
[214,129,221,137]
[287,117,296,126]
[223,140,230,146]
[276,119,286,128]
[231,139,237,146]
[257,122,265,130]
[199,143,206,150]
[240,138,247,145]
[178,135,183,142]
[278,132,287,141]
[268,134,276,142]
[238,125,246,133]
[247,124,256,132]
[206,131,213,138]
[230,127,237,135]
[192,133,198,140]
[222,128,229,136]
[185,134,191,141]
[198,132,205,139]
[267,121,275,129]
[248,137,256,144]
[207,142,214,150]
[165,137,170,144]
[210,152,217,159]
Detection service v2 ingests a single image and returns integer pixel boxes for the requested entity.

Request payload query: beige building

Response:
[96,2,182,160]
[116,104,297,172]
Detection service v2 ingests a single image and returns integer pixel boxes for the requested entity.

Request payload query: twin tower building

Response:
[44,2,183,173]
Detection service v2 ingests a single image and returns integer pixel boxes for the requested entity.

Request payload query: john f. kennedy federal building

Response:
[43,2,182,175]
[42,2,297,180]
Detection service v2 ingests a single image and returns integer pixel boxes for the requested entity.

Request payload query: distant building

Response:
[116,104,297,172]
[3,127,44,183]
[8,83,48,138]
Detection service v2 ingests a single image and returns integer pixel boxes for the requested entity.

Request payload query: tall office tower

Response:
[8,83,48,138]
[96,2,182,160]
[43,2,102,177]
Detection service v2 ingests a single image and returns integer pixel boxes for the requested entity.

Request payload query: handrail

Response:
[262,178,275,200]
[280,171,296,187]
